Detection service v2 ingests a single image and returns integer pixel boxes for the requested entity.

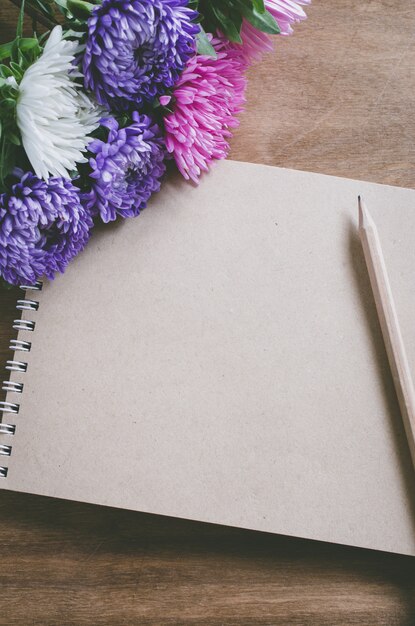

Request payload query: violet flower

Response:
[0,170,92,286]
[83,0,200,111]
[84,113,166,223]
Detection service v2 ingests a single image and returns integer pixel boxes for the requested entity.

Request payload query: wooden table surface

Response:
[1,1,415,624]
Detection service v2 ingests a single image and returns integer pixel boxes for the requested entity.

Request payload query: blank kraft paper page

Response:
[2,160,415,555]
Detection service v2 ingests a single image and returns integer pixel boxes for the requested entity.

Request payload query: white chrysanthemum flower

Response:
[16,26,101,180]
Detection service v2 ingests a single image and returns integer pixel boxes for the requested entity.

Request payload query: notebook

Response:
[1,160,415,556]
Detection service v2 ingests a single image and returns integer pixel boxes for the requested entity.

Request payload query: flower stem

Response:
[8,0,58,30]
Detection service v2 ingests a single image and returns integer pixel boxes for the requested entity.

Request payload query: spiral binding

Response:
[0,281,42,478]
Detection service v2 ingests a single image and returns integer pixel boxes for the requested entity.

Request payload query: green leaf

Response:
[1,98,18,109]
[0,65,14,78]
[229,9,243,35]
[62,28,84,40]
[240,5,280,34]
[20,37,41,52]
[8,133,21,146]
[38,31,51,44]
[21,39,42,65]
[29,0,56,18]
[9,61,21,72]
[67,0,95,19]
[252,0,265,13]
[64,20,89,32]
[0,140,17,190]
[10,38,20,64]
[196,29,217,58]
[0,42,13,62]
[17,0,26,38]
[210,5,242,43]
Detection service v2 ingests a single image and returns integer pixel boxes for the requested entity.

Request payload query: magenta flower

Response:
[164,37,247,183]
[237,0,310,63]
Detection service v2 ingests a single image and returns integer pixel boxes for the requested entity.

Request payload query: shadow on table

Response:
[0,489,414,622]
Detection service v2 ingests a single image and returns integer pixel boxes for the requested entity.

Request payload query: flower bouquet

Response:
[0,0,308,288]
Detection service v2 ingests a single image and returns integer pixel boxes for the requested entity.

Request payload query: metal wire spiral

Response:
[0,282,42,478]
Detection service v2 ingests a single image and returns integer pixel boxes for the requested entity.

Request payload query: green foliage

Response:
[0,0,99,193]
[66,0,95,20]
[197,0,280,43]
[196,27,217,57]
[0,37,41,62]
[0,0,280,192]
[239,3,280,33]
[25,0,97,32]
[27,0,57,22]
[0,1,43,190]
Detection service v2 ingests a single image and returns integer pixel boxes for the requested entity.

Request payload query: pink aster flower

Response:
[164,37,247,183]
[237,0,310,63]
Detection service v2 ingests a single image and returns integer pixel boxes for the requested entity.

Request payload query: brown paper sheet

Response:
[2,160,415,555]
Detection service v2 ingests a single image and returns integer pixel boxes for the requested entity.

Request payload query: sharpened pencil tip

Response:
[358,196,375,231]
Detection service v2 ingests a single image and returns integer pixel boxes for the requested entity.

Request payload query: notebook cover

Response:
[2,160,415,555]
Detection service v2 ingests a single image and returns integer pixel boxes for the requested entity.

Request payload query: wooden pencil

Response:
[358,196,415,470]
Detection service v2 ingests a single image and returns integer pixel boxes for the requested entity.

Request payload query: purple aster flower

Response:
[0,171,93,286]
[83,0,200,111]
[84,113,166,223]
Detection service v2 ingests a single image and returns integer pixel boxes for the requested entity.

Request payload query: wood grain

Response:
[1,1,415,624]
